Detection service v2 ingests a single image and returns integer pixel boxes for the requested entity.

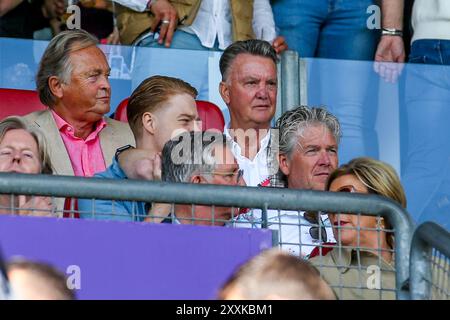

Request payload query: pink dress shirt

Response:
[51,110,107,177]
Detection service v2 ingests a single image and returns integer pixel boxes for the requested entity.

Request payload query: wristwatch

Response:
[381,28,403,37]
[115,144,134,161]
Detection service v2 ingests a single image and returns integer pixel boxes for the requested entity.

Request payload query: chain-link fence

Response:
[410,222,450,300]
[0,172,416,299]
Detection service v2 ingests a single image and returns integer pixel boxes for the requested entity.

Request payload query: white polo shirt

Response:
[232,209,335,258]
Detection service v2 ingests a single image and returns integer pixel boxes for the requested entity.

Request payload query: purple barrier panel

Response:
[0,215,273,299]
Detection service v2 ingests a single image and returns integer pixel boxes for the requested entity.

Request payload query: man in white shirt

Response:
[119,39,280,187]
[218,39,280,187]
[234,106,342,258]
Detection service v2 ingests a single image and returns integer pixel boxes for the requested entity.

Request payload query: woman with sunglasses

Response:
[309,157,407,300]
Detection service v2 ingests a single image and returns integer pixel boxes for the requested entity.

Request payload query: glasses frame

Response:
[203,169,244,184]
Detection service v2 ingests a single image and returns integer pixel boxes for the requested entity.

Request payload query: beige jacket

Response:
[309,247,396,300]
[23,110,135,176]
[116,0,255,45]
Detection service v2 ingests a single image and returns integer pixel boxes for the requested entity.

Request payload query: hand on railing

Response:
[150,0,178,48]
[16,195,55,217]
[374,35,405,83]
[272,36,288,54]
[105,26,120,45]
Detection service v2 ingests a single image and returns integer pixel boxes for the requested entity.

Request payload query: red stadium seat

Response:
[114,98,225,131]
[114,97,129,123]
[0,88,47,119]
[196,100,225,131]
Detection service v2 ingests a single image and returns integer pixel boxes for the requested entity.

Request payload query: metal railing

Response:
[0,172,415,299]
[409,222,450,300]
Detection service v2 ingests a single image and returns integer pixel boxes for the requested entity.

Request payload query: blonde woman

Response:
[0,117,54,216]
[309,157,407,300]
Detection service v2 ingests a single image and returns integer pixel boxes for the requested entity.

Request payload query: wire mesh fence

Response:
[410,222,450,300]
[0,172,416,299]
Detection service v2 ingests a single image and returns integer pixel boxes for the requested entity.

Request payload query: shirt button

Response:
[67,127,72,132]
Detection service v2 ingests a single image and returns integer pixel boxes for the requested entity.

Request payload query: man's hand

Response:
[374,36,405,83]
[272,36,288,54]
[149,0,178,47]
[144,202,171,223]
[106,26,120,45]
[17,195,54,217]
[118,148,162,181]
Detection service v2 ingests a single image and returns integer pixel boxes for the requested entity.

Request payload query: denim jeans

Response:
[402,39,450,229]
[272,0,379,60]
[273,0,380,162]
[131,30,220,100]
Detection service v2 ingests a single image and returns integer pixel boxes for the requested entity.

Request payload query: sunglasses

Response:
[304,211,328,242]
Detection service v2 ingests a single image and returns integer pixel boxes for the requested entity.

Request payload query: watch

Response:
[115,144,135,161]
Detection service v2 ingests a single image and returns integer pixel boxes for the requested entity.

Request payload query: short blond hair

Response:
[218,249,335,300]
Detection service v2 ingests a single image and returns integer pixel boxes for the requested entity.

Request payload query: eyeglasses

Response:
[206,169,244,184]
[304,211,328,242]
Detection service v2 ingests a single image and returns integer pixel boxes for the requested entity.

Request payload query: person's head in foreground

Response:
[277,105,341,190]
[218,248,335,300]
[161,131,245,226]
[7,259,75,300]
[326,157,407,262]
[127,75,200,153]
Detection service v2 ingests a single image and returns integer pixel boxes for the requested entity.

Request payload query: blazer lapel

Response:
[99,121,116,167]
[34,111,75,176]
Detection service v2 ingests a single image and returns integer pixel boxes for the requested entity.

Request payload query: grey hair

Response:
[276,106,341,158]
[36,30,99,108]
[0,116,53,174]
[219,39,278,81]
[162,131,231,183]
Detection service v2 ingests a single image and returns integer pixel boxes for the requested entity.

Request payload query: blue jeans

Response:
[273,0,380,162]
[272,0,379,60]
[402,39,450,229]
[131,30,220,100]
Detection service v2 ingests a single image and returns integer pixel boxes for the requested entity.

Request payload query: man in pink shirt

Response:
[23,29,134,177]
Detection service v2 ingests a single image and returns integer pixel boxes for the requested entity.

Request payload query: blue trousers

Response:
[403,39,450,229]
[131,30,220,100]
[272,0,379,60]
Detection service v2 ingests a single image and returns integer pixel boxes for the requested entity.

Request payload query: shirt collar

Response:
[51,110,107,139]
[224,122,271,158]
[330,247,395,274]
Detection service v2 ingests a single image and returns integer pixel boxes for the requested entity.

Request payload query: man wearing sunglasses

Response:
[157,131,245,226]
